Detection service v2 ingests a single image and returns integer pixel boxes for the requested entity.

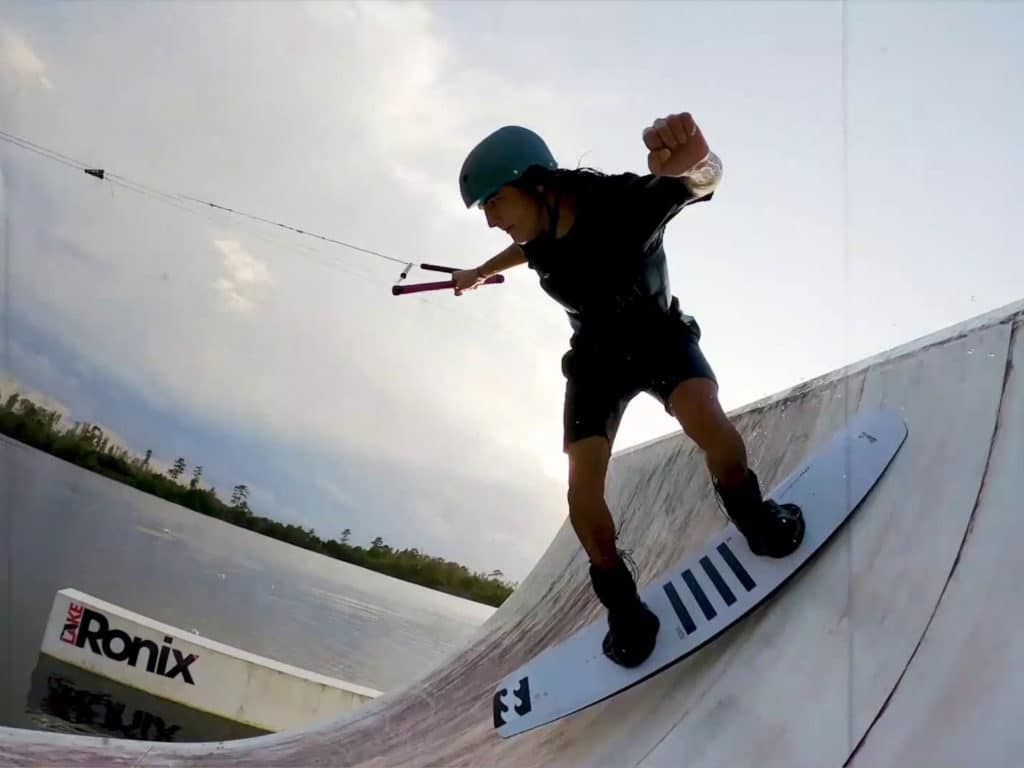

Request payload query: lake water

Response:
[0,435,495,740]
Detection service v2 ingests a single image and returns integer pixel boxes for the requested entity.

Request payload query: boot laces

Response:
[617,547,639,582]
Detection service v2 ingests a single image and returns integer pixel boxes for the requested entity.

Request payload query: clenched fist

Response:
[643,112,710,177]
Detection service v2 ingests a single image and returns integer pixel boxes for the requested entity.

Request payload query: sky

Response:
[0,1,1021,583]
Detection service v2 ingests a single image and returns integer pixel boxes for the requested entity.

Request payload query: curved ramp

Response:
[2,299,1022,767]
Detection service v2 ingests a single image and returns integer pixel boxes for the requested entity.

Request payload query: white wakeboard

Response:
[493,407,908,738]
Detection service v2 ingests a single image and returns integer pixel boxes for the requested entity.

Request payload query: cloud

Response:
[7,0,1018,585]
[213,240,271,312]
[0,1,585,578]
[1,26,52,90]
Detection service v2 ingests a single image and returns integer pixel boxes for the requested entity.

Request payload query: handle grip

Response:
[391,274,504,296]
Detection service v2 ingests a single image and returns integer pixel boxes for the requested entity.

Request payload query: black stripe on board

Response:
[716,542,757,592]
[682,569,716,620]
[663,581,696,634]
[699,556,736,606]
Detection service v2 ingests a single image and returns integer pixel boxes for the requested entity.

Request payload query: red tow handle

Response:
[391,262,504,296]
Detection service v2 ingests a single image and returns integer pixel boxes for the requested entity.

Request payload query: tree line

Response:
[0,390,516,607]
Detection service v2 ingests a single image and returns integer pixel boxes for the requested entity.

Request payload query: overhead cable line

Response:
[0,128,408,266]
[0,127,512,313]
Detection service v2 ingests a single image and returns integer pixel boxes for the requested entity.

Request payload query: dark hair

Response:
[514,165,609,207]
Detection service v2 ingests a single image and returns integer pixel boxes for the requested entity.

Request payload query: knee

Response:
[680,405,712,439]
[567,479,604,514]
[566,436,610,514]
[679,398,731,448]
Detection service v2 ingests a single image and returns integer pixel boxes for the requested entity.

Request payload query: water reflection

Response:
[26,654,267,742]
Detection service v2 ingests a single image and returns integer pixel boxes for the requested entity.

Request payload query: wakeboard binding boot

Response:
[715,468,805,558]
[589,554,660,668]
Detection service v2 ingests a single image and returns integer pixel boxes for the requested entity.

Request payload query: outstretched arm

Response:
[477,243,527,278]
[453,243,526,295]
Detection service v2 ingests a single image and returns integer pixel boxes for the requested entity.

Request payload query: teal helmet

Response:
[459,126,557,208]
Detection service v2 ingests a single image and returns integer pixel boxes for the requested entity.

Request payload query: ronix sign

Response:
[60,602,200,685]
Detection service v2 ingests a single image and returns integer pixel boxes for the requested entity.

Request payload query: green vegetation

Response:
[0,390,516,607]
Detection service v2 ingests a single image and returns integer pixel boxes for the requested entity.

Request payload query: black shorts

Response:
[561,308,717,453]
